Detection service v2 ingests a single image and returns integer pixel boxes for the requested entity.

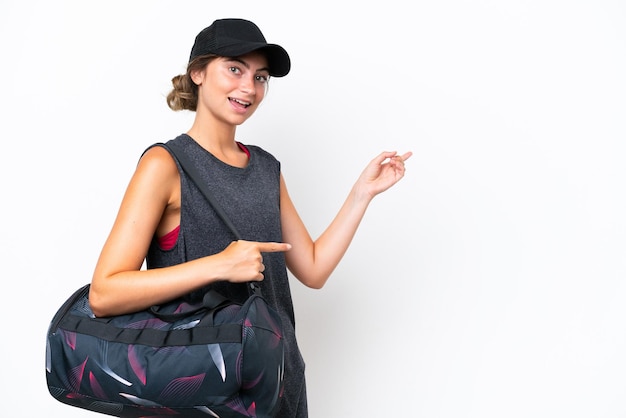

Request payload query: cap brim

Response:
[214,43,291,77]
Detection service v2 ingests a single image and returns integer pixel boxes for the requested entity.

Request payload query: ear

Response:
[190,68,205,86]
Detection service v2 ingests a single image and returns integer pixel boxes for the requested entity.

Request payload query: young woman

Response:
[88,18,412,417]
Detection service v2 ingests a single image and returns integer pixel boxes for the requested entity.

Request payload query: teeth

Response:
[231,98,250,107]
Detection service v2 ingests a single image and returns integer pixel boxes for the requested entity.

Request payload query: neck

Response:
[186,125,248,168]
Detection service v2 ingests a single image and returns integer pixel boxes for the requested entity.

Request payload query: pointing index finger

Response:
[257,242,292,253]
[399,151,413,161]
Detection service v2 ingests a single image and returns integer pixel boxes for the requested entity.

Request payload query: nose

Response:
[239,74,256,94]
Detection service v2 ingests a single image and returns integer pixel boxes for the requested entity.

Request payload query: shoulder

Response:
[140,134,192,172]
[140,143,176,167]
[244,144,281,166]
[135,142,178,183]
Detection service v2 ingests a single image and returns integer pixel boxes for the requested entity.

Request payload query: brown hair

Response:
[166,55,216,111]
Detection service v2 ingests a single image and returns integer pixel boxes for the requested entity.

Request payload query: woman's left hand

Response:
[356,151,413,199]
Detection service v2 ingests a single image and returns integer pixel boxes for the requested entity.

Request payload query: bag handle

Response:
[147,288,232,322]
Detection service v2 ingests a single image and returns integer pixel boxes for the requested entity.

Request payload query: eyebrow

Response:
[227,57,270,74]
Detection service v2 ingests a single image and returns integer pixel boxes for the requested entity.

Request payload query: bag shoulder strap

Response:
[161,141,241,241]
[158,141,262,299]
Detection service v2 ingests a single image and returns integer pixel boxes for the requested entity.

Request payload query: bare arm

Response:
[282,150,412,289]
[89,146,290,317]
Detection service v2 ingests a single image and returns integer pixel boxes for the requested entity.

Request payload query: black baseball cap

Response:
[189,18,291,77]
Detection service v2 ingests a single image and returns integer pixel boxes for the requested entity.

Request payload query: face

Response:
[191,51,270,126]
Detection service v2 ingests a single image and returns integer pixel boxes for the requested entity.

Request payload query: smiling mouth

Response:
[230,98,251,108]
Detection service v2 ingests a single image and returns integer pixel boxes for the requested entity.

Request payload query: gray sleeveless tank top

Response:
[144,134,307,416]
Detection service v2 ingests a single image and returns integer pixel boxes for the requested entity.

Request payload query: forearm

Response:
[89,239,287,317]
[283,150,411,288]
[89,255,226,317]
[287,183,372,288]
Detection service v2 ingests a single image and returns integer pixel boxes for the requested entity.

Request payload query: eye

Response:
[255,74,270,84]
[229,66,242,75]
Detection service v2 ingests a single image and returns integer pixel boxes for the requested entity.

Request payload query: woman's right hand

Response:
[218,240,292,282]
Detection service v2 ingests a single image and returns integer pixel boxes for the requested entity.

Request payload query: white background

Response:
[1,1,625,417]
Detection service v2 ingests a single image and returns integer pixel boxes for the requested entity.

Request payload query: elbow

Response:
[87,286,108,318]
[290,269,330,290]
[307,282,325,290]
[299,275,329,290]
